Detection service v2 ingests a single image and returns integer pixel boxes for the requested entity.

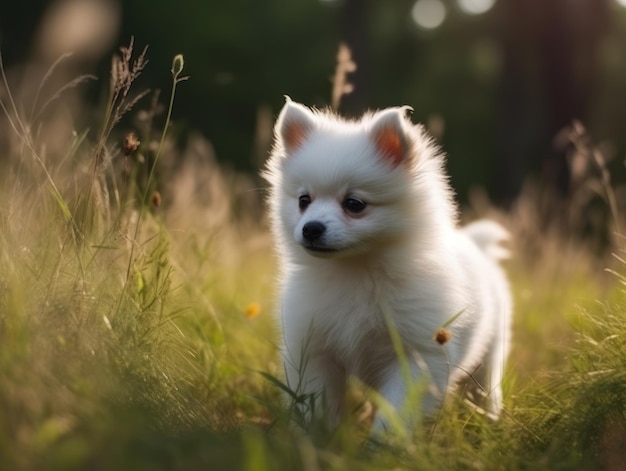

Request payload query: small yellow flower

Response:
[244,302,261,319]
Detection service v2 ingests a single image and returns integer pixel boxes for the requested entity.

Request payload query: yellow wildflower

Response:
[244,302,261,319]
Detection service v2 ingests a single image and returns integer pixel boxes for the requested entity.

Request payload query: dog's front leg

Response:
[371,352,448,436]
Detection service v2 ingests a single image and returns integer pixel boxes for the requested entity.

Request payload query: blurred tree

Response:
[1,0,625,206]
[119,0,340,172]
[493,0,611,204]
[0,0,50,63]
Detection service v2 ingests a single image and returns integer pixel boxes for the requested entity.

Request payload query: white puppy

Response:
[264,98,512,433]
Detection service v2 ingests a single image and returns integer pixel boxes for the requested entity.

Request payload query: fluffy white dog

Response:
[264,98,512,433]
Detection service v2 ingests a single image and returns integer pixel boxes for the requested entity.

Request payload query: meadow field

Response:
[1,45,625,470]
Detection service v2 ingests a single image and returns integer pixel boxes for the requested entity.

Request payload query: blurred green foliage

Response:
[2,0,626,203]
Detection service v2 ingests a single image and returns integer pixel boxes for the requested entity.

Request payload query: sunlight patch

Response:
[457,0,496,15]
[412,0,447,30]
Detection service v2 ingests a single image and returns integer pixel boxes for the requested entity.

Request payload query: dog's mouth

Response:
[303,244,338,253]
[301,242,341,255]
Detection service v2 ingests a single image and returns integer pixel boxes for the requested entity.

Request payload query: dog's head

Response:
[265,98,434,260]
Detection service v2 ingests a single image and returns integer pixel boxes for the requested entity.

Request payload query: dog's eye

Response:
[299,194,311,211]
[343,198,367,214]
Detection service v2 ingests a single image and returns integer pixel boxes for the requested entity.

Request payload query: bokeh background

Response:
[2,0,626,205]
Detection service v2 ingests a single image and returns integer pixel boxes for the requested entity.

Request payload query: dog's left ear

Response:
[369,106,413,167]
[275,97,316,153]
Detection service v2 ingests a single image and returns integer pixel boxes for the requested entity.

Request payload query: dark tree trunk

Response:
[539,0,610,195]
[493,0,535,206]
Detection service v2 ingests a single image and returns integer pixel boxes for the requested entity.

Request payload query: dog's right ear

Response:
[369,106,413,168]
[275,97,315,153]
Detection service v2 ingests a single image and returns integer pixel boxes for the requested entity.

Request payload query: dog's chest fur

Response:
[284,262,424,386]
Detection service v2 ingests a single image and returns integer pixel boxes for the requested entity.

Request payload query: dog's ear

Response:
[275,97,315,153]
[369,106,413,167]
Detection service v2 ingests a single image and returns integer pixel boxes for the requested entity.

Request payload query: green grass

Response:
[1,45,626,470]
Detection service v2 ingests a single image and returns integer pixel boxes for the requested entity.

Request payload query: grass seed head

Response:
[123,132,141,156]
[172,54,184,77]
[151,191,161,208]
[434,328,452,345]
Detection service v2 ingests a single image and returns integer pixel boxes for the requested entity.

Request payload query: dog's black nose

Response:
[302,221,326,242]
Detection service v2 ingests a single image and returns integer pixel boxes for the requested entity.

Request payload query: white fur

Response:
[263,98,512,433]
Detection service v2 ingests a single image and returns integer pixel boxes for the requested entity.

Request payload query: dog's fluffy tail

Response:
[462,220,510,261]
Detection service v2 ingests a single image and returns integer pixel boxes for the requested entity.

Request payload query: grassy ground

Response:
[1,47,625,470]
